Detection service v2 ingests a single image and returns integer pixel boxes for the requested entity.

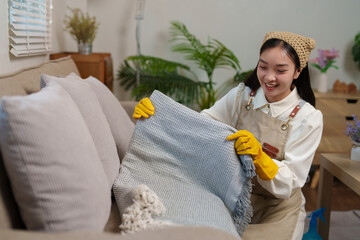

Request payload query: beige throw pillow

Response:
[83,76,135,161]
[0,81,111,231]
[41,73,120,188]
[67,73,134,161]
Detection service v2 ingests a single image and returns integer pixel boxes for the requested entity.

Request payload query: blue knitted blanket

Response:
[113,91,255,238]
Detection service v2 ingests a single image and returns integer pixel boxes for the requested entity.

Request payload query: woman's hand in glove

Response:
[227,130,278,180]
[133,98,155,119]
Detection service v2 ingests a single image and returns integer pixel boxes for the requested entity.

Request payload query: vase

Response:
[351,142,360,162]
[78,43,92,55]
[317,73,328,93]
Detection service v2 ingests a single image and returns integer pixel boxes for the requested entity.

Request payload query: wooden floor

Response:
[302,177,360,211]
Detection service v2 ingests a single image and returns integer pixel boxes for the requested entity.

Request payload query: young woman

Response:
[133,32,323,240]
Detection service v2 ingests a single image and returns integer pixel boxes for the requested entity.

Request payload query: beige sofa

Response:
[0,57,237,240]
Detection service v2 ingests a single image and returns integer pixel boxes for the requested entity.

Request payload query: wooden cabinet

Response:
[313,91,360,165]
[50,52,114,91]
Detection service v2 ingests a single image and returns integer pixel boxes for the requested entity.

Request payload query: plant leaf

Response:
[116,55,205,106]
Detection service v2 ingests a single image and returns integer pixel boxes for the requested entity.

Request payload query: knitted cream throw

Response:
[113,91,255,238]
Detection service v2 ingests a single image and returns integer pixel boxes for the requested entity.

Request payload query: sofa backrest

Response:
[0,56,80,98]
[0,56,80,229]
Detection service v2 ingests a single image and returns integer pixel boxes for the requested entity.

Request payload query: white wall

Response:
[84,0,360,100]
[0,0,86,75]
[0,1,49,74]
[2,0,360,101]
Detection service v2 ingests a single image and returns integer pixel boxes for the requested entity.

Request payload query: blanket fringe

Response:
[233,154,255,236]
[232,178,253,236]
[119,184,171,234]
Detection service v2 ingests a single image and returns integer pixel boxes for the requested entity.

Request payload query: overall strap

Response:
[280,100,306,131]
[245,90,257,111]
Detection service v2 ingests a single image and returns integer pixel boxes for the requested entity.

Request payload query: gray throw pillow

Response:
[41,73,120,188]
[0,81,111,231]
[69,73,134,161]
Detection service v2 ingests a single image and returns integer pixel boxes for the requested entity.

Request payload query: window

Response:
[8,0,53,57]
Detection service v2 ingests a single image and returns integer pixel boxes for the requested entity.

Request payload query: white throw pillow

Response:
[82,75,135,161]
[41,73,120,188]
[65,73,135,161]
[0,81,111,231]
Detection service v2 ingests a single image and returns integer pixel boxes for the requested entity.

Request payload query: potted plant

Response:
[64,8,99,55]
[352,32,360,70]
[345,115,360,161]
[117,21,242,109]
[310,49,339,93]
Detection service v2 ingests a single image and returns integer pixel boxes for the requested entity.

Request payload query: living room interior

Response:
[0,0,360,239]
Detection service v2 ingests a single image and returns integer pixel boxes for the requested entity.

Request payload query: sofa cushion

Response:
[80,74,135,161]
[0,81,111,231]
[113,91,254,237]
[41,73,120,188]
[0,226,239,240]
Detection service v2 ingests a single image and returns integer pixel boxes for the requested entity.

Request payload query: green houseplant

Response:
[64,8,99,55]
[352,32,360,70]
[117,21,242,109]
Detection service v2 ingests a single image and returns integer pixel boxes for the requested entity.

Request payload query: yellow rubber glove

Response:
[227,130,278,181]
[133,98,155,119]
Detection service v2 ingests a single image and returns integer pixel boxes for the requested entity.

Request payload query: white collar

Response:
[253,87,301,118]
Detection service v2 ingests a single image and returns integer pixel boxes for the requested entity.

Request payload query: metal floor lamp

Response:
[135,0,145,85]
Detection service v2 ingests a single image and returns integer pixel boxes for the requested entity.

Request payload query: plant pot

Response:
[78,43,92,55]
[317,73,328,93]
[351,142,360,162]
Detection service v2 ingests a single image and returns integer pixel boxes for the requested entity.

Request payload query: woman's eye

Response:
[259,66,267,69]
[277,70,286,73]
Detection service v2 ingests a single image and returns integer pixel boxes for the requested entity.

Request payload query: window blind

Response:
[9,0,53,57]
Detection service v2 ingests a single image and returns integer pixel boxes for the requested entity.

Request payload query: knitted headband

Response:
[262,31,316,70]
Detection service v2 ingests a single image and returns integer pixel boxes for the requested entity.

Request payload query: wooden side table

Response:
[317,153,360,240]
[50,52,114,91]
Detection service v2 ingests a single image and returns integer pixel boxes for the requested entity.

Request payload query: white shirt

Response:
[201,83,323,199]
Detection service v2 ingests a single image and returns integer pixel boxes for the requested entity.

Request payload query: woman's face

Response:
[257,46,301,103]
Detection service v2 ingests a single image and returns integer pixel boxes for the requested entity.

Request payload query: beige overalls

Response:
[239,90,305,240]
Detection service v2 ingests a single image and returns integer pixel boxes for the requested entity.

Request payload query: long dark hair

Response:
[244,39,315,107]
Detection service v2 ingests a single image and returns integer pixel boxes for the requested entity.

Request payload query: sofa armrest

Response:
[120,101,137,124]
[0,226,238,240]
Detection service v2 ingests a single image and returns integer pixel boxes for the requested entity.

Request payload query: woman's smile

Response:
[264,82,278,90]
